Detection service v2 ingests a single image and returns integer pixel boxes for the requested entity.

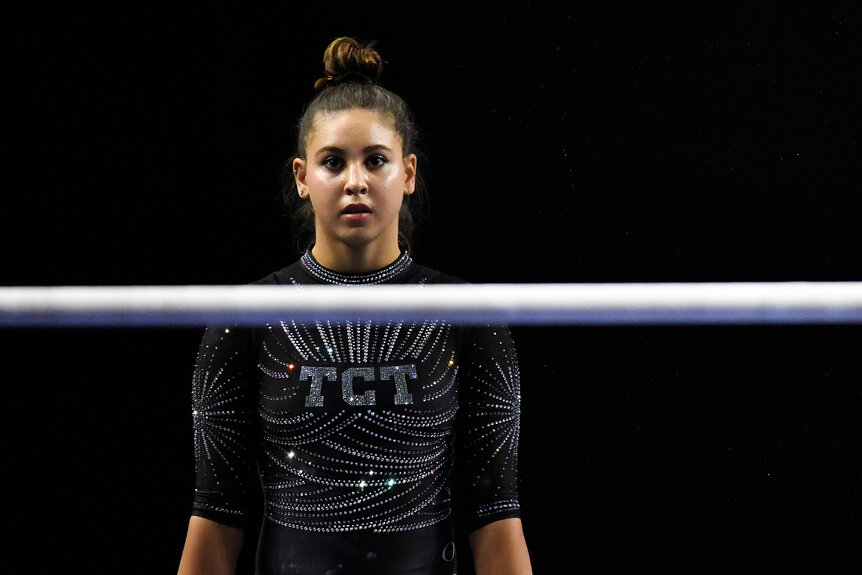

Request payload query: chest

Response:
[255,320,461,415]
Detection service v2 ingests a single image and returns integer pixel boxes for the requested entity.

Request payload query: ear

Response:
[293,158,308,197]
[403,153,417,196]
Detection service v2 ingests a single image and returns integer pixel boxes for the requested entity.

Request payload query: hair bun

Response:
[314,37,383,91]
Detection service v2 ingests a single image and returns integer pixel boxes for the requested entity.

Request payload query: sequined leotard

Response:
[190,251,522,575]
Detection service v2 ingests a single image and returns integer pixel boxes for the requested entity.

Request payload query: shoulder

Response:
[195,260,304,350]
[249,260,305,285]
[405,262,469,285]
[408,263,516,355]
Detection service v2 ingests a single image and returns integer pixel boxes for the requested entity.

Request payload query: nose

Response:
[344,161,368,195]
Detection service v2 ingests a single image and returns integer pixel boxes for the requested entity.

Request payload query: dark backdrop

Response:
[4,3,861,573]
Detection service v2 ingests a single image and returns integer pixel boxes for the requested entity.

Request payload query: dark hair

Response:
[281,37,426,254]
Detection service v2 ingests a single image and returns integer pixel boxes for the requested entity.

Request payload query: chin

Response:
[338,232,380,248]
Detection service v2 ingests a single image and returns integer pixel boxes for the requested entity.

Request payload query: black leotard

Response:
[190,251,522,574]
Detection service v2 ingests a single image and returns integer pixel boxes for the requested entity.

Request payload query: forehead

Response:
[308,109,402,151]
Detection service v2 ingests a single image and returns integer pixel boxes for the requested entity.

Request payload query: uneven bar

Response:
[1,282,861,327]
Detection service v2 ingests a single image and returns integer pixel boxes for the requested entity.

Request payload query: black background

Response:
[4,3,861,573]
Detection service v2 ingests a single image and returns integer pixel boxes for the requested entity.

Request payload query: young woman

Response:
[178,37,532,575]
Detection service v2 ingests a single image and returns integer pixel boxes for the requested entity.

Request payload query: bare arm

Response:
[469,517,533,575]
[177,515,245,575]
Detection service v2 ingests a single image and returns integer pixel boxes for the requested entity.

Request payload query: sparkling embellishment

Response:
[380,364,417,405]
[255,317,461,533]
[192,261,522,536]
[191,327,255,521]
[300,250,413,285]
[342,367,376,406]
[476,499,521,517]
[300,366,337,407]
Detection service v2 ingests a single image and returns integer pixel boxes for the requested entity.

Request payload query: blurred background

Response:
[3,3,860,573]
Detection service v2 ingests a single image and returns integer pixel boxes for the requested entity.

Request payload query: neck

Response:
[310,240,403,274]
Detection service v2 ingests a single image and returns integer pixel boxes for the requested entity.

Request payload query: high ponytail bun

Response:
[314,37,383,91]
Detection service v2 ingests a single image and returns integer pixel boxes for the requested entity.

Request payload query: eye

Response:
[322,156,343,170]
[367,154,388,168]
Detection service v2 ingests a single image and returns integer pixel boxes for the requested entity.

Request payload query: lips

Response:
[342,204,371,214]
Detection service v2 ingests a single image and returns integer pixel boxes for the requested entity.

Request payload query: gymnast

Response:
[178,36,532,575]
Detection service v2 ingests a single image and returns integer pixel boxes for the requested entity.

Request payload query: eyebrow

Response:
[314,144,393,156]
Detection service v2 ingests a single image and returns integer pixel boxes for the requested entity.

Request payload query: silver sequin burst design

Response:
[256,317,460,532]
[191,264,521,534]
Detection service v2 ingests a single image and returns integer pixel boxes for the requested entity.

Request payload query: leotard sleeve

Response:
[456,324,523,533]
[189,326,258,528]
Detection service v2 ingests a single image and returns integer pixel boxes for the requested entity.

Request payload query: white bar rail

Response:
[0,283,861,327]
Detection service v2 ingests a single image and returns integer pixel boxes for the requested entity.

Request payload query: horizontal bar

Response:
[0,283,861,327]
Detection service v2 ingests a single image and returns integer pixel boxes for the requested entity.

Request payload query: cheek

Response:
[379,169,407,195]
[308,173,340,200]
[307,188,337,214]
[309,169,335,186]
[381,187,407,212]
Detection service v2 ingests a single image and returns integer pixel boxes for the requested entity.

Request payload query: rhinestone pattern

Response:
[191,260,521,535]
[191,327,257,522]
[300,250,413,285]
[256,315,460,533]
